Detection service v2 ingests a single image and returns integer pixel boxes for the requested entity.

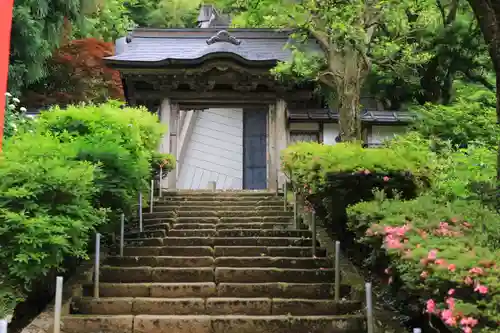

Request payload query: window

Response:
[290,131,320,144]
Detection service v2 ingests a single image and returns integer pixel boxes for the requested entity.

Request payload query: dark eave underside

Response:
[288,109,415,124]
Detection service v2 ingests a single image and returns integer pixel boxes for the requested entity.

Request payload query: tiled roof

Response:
[105,29,299,65]
[288,108,415,123]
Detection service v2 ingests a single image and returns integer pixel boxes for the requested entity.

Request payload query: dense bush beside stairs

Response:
[0,101,172,319]
[281,136,499,333]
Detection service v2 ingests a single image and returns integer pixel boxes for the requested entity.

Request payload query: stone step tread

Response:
[123,246,214,257]
[73,297,362,316]
[142,217,292,223]
[81,282,351,299]
[100,267,214,283]
[104,256,331,268]
[60,314,365,333]
[143,211,293,215]
[124,237,316,247]
[122,246,326,258]
[170,223,293,230]
[105,256,215,267]
[151,206,287,211]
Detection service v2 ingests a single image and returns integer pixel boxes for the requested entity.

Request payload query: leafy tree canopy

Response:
[9,0,81,95]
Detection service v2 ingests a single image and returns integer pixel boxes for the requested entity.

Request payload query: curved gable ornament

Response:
[206,30,242,46]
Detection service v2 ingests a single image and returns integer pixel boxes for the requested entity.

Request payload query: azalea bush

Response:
[151,151,176,180]
[348,194,499,333]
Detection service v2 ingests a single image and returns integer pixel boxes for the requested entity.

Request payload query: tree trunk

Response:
[467,0,500,185]
[328,51,365,143]
[337,83,362,142]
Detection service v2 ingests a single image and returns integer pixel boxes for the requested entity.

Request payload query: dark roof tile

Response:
[106,29,297,64]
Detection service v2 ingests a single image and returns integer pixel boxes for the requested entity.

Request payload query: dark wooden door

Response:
[243,109,267,189]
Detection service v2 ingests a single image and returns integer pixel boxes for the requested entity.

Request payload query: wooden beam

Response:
[177,110,198,176]
[134,90,314,104]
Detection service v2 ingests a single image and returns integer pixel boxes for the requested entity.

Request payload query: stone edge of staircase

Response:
[296,194,406,333]
[20,252,107,333]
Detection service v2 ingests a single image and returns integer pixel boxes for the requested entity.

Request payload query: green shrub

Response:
[35,101,167,214]
[411,83,499,149]
[347,194,499,332]
[151,151,176,180]
[281,141,433,195]
[0,133,105,317]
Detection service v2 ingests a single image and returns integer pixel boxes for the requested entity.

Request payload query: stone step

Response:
[172,223,217,230]
[216,229,311,238]
[123,246,214,257]
[73,297,361,316]
[161,190,277,197]
[215,267,334,283]
[151,200,284,207]
[82,282,350,299]
[124,229,167,239]
[214,246,327,258]
[105,256,215,267]
[61,314,365,333]
[217,283,351,299]
[215,223,292,230]
[126,223,170,233]
[100,266,214,283]
[214,257,331,269]
[158,197,284,203]
[168,229,217,237]
[151,205,287,212]
[125,237,316,247]
[105,256,330,269]
[168,229,311,238]
[169,223,294,230]
[142,216,293,225]
[83,282,218,298]
[142,211,293,219]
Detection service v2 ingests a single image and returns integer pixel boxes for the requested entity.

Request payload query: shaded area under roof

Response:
[106,28,297,66]
[288,109,416,123]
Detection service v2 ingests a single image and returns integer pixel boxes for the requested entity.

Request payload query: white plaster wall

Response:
[369,125,407,145]
[323,123,340,145]
[177,108,244,190]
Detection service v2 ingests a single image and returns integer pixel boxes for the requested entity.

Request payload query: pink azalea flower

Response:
[469,267,484,275]
[464,276,473,285]
[462,326,472,333]
[448,289,455,295]
[435,259,446,265]
[420,271,429,279]
[448,264,456,272]
[441,309,457,326]
[446,297,455,310]
[383,176,390,182]
[426,299,436,313]
[363,169,371,175]
[460,317,478,327]
[474,283,488,294]
[428,249,438,260]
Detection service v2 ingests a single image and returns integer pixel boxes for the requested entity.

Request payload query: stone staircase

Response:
[63,191,366,333]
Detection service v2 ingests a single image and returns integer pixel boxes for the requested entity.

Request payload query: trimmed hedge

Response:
[0,101,170,318]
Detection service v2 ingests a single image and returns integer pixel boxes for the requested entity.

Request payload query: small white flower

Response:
[13,98,20,103]
[11,123,17,130]
[20,107,27,112]
[4,92,11,97]
[8,104,15,110]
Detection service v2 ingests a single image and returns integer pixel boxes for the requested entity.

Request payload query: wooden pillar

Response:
[275,99,288,188]
[267,104,277,191]
[169,103,179,189]
[158,98,179,190]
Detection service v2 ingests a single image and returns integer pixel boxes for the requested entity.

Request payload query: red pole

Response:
[0,0,14,151]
